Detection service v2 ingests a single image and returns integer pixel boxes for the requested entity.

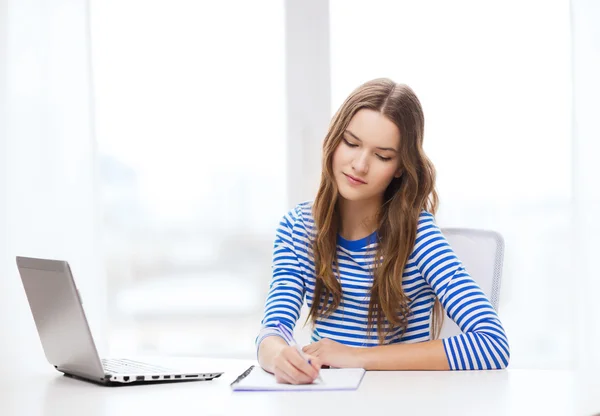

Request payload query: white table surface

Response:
[1,357,598,416]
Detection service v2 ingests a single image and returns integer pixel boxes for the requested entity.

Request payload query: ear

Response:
[394,168,403,178]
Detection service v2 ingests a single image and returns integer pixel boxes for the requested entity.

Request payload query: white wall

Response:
[284,0,331,206]
[0,0,9,370]
[0,0,105,374]
[572,0,600,370]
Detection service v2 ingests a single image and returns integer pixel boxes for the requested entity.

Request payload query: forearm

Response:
[257,335,288,373]
[356,339,450,371]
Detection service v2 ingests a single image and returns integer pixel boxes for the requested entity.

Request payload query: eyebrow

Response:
[344,130,398,153]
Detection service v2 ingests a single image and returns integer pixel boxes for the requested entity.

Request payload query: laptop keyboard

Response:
[101,358,174,374]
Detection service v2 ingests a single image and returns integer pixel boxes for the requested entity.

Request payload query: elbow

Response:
[480,328,510,370]
[490,340,510,370]
[498,345,511,369]
[475,332,511,370]
[499,332,511,369]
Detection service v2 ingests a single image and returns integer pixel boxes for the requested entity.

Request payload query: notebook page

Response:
[231,366,366,391]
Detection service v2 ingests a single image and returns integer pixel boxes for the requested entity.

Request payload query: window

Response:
[90,0,285,358]
[330,0,572,368]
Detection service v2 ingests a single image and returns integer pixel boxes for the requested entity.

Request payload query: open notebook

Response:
[230,365,366,391]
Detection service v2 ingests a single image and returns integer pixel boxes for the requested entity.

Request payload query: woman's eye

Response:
[343,138,358,147]
[376,154,392,161]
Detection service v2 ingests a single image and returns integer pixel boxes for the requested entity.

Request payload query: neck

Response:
[338,196,382,241]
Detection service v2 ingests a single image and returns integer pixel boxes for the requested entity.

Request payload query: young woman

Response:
[256,78,510,384]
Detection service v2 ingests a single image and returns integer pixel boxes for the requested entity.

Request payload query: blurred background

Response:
[1,0,599,373]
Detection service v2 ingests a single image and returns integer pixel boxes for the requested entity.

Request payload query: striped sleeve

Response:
[255,207,307,353]
[411,212,510,370]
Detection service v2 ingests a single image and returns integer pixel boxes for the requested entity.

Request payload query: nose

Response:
[351,151,369,175]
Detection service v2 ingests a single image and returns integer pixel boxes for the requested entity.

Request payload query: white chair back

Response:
[438,228,505,339]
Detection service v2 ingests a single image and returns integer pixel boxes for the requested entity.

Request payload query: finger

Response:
[302,342,319,355]
[286,348,319,380]
[274,369,294,385]
[305,346,321,358]
[278,358,313,384]
[277,349,315,384]
[274,360,300,384]
[306,354,323,372]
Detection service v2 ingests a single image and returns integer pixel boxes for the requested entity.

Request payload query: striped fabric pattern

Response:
[256,202,510,370]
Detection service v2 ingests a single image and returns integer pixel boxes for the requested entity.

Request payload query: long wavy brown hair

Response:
[309,78,442,343]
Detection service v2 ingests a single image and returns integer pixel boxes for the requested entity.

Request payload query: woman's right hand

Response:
[272,345,322,384]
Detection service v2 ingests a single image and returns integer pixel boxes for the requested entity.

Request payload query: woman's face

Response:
[332,109,402,203]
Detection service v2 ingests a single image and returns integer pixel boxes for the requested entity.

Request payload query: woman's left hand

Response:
[302,338,363,368]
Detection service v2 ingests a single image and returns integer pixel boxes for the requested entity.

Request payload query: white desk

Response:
[1,357,598,416]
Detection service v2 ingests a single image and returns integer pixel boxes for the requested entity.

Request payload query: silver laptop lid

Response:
[16,256,105,378]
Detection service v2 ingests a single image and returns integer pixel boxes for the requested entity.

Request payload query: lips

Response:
[343,173,367,185]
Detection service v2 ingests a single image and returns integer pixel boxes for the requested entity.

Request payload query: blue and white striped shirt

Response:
[256,202,510,370]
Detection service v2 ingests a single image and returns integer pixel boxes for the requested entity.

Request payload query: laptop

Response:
[16,256,224,386]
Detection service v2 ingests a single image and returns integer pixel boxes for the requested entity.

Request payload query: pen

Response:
[275,322,324,383]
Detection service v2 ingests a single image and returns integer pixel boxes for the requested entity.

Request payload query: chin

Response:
[338,193,364,202]
[336,183,371,202]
